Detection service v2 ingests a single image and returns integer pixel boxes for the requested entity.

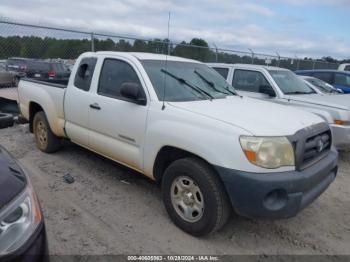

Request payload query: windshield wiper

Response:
[285,91,314,95]
[194,70,237,96]
[161,69,213,100]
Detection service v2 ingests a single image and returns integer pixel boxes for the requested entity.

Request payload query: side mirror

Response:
[259,85,276,97]
[120,82,146,105]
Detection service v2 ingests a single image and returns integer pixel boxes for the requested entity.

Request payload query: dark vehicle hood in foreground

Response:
[0,146,27,210]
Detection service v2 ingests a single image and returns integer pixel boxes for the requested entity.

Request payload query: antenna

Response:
[162,12,171,110]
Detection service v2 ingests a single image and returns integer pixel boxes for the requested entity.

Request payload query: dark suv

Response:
[25,61,70,84]
[6,58,70,84]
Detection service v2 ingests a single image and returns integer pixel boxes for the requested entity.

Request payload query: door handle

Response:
[90,103,101,110]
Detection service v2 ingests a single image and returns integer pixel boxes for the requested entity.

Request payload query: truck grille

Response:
[302,130,331,165]
[291,123,332,170]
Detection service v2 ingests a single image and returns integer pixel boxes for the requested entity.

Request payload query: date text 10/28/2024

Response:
[127,256,220,261]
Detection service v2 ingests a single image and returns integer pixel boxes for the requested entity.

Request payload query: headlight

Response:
[0,184,42,256]
[239,136,295,169]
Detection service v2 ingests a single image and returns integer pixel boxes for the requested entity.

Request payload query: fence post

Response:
[312,60,316,70]
[248,48,254,64]
[296,59,300,70]
[276,52,280,67]
[167,40,171,55]
[91,32,95,52]
[213,43,218,62]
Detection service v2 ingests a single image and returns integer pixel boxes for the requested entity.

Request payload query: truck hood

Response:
[168,96,324,136]
[286,94,350,110]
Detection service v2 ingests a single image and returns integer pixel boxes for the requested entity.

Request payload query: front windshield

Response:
[141,60,236,102]
[306,78,334,93]
[269,70,316,95]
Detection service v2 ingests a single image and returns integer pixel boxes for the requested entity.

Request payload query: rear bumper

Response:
[215,149,338,219]
[330,124,350,150]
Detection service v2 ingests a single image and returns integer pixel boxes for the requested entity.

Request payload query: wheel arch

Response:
[152,146,220,184]
[28,101,44,133]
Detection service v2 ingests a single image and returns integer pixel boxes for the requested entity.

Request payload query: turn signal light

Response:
[243,150,257,163]
[334,120,344,125]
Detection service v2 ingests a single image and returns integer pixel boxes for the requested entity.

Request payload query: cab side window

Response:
[98,59,143,99]
[74,57,97,91]
[232,69,272,93]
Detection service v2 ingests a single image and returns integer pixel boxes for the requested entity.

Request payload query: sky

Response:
[0,0,349,59]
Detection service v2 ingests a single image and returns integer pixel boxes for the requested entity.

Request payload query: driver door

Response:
[88,58,149,172]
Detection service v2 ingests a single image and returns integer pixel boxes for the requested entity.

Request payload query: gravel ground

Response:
[0,124,349,256]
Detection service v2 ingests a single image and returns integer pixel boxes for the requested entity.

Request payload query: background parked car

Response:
[295,70,350,94]
[209,63,350,150]
[338,63,350,72]
[25,60,70,84]
[0,145,48,261]
[0,63,17,87]
[299,75,343,94]
[6,58,70,84]
[5,58,29,76]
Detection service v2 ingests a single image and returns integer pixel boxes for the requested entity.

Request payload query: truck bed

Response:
[21,78,68,89]
[18,78,67,138]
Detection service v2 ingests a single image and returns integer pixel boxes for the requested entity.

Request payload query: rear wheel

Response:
[33,111,61,153]
[162,158,231,236]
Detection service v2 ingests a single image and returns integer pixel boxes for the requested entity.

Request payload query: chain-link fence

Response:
[0,19,340,74]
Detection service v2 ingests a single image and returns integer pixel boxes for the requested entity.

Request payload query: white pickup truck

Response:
[209,63,350,150]
[18,52,338,236]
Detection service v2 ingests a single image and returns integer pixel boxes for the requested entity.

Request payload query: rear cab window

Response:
[51,63,65,72]
[345,65,350,71]
[74,57,97,91]
[27,61,50,72]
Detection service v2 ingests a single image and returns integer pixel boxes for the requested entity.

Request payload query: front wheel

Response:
[33,111,61,153]
[162,158,231,236]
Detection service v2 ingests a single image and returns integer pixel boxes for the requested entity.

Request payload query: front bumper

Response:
[330,124,350,150]
[1,221,49,262]
[215,149,338,219]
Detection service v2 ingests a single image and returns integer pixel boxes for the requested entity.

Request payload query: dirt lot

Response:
[0,124,349,256]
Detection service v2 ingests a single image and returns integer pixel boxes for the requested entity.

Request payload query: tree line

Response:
[0,35,348,70]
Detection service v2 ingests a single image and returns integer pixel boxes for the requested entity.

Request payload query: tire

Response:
[33,111,61,153]
[162,158,231,236]
[0,113,14,129]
